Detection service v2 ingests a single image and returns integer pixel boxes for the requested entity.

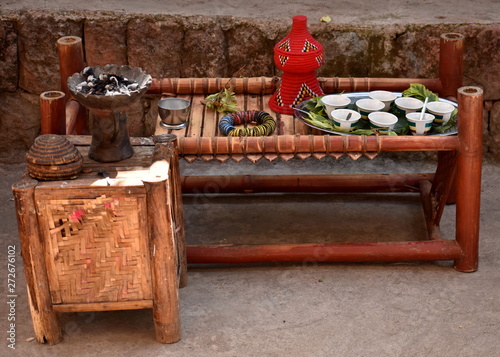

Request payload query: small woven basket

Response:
[26,134,83,180]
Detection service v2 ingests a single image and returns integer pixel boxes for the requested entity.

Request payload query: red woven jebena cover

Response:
[269,15,325,114]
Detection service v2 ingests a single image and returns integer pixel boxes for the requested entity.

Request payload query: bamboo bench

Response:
[41,32,483,272]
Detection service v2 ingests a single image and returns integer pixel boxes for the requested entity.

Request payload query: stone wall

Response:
[0,10,499,163]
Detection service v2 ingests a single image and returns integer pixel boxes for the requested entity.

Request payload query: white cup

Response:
[321,95,351,118]
[356,98,385,120]
[426,101,455,124]
[368,90,397,111]
[406,112,435,135]
[330,109,361,132]
[395,97,424,115]
[368,111,398,134]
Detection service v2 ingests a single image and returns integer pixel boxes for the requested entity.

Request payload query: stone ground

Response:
[1,1,500,356]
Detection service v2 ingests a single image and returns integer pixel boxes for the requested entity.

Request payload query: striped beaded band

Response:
[219,110,277,137]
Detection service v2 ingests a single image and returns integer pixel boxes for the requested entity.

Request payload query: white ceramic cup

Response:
[355,98,385,120]
[330,109,361,132]
[368,111,398,134]
[321,95,351,118]
[368,90,397,111]
[406,112,435,135]
[426,101,455,124]
[394,97,424,115]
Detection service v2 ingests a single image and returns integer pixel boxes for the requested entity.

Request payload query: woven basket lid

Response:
[26,135,83,180]
[26,134,81,165]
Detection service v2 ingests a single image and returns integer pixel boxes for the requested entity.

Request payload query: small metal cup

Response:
[158,98,190,129]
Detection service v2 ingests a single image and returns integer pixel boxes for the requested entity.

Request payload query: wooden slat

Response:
[172,94,192,139]
[52,300,153,312]
[186,94,205,139]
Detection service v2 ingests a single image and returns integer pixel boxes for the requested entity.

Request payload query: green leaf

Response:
[305,112,335,130]
[350,128,376,135]
[202,85,240,114]
[402,83,439,102]
[432,109,458,133]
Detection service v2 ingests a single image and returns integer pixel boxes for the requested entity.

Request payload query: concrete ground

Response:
[1,0,498,25]
[1,154,500,357]
[1,1,500,356]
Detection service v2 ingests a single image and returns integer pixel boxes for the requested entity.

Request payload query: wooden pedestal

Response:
[12,135,187,345]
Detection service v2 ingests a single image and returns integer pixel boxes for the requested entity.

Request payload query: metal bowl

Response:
[67,64,152,112]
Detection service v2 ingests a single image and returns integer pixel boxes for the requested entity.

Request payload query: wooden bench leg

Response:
[454,87,484,272]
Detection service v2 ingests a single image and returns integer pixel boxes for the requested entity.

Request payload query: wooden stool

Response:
[13,134,187,344]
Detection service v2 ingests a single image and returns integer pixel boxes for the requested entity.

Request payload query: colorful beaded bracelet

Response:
[219,110,277,137]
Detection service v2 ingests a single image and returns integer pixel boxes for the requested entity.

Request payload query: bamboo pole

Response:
[57,36,87,134]
[432,151,458,218]
[419,180,444,241]
[186,240,463,264]
[181,173,433,194]
[454,86,483,272]
[439,33,464,98]
[57,36,85,98]
[143,171,182,343]
[146,77,442,95]
[65,99,81,135]
[319,77,442,95]
[12,176,62,344]
[40,91,66,135]
[177,135,460,157]
[148,76,277,95]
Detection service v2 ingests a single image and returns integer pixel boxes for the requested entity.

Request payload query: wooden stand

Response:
[167,86,483,272]
[13,135,186,344]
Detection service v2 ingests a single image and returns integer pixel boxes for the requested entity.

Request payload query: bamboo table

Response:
[41,33,483,270]
[12,135,187,345]
[153,86,483,273]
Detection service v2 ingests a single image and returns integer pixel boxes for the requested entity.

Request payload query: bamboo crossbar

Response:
[178,135,460,158]
[185,240,463,264]
[146,76,443,96]
[181,173,434,194]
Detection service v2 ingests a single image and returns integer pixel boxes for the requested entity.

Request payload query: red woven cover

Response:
[273,15,324,73]
[269,15,325,115]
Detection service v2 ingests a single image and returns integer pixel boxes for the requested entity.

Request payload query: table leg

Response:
[143,176,181,343]
[12,176,62,344]
[454,86,484,272]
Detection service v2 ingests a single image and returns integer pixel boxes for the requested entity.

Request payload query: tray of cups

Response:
[293,91,458,136]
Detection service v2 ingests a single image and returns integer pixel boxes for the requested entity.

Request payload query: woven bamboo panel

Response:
[38,194,152,304]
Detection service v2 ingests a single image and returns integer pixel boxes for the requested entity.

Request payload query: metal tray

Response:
[293,92,458,136]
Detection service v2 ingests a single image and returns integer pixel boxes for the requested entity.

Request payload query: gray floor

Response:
[1,154,500,356]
